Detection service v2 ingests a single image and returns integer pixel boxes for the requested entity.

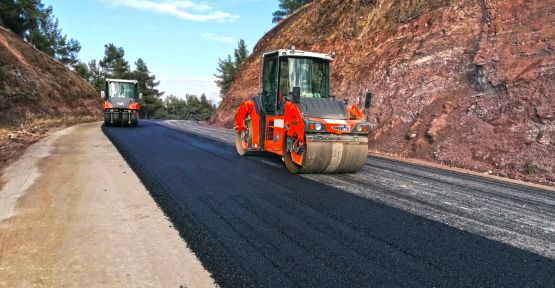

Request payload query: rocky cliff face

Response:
[211,0,555,184]
[0,27,101,128]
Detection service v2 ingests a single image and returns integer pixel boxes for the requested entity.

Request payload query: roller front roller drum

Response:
[284,135,368,174]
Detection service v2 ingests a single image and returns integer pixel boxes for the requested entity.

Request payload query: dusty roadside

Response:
[0,117,100,181]
[0,122,215,287]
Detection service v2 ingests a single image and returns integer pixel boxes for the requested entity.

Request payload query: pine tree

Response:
[214,39,250,98]
[234,39,249,69]
[0,0,26,36]
[131,58,165,119]
[74,62,90,81]
[0,0,81,66]
[272,0,312,23]
[99,43,130,79]
[214,55,236,98]
[164,95,188,119]
[87,60,104,91]
[199,93,216,120]
[56,37,81,66]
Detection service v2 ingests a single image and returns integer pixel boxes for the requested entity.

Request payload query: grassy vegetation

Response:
[526,165,540,175]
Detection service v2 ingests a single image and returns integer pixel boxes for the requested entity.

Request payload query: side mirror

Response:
[364,92,372,109]
[292,87,301,103]
[100,91,105,98]
[139,93,143,98]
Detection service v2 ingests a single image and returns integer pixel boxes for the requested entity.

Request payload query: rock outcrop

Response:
[211,0,555,184]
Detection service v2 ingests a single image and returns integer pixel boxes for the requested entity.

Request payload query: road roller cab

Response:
[102,78,141,127]
[235,48,372,173]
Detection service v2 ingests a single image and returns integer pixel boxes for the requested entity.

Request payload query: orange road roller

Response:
[102,78,141,127]
[234,48,372,173]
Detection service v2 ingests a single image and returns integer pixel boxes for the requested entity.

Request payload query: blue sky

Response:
[43,0,278,103]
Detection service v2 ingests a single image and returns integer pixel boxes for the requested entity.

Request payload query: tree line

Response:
[76,44,215,121]
[165,94,216,121]
[214,39,249,97]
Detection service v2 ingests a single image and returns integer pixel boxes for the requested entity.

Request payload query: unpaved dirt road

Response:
[103,120,555,288]
[0,123,215,288]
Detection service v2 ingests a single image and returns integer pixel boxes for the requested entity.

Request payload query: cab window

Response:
[283,57,329,98]
[262,57,278,113]
[277,58,290,114]
[108,82,136,99]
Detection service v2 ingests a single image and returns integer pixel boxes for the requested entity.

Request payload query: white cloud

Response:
[104,0,239,23]
[201,32,234,44]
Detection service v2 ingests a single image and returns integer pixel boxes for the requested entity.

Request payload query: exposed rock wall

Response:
[212,0,555,184]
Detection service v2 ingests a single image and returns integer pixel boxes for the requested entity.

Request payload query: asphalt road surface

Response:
[104,121,555,288]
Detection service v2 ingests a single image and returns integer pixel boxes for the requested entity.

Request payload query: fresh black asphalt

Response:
[104,121,555,288]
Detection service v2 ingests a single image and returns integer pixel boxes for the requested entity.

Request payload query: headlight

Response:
[354,123,370,134]
[306,121,326,132]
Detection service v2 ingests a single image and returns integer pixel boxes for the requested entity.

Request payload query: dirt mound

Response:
[211,0,555,185]
[0,26,102,167]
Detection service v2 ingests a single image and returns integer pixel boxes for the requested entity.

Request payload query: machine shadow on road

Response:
[102,122,555,288]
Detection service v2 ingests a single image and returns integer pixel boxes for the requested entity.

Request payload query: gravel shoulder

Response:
[0,122,215,288]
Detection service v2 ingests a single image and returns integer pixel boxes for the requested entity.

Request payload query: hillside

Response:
[0,26,102,165]
[211,0,555,184]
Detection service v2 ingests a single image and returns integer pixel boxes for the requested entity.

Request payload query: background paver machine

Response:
[235,48,372,173]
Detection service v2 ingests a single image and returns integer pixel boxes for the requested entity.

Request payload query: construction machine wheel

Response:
[283,135,369,174]
[283,136,305,173]
[122,112,130,127]
[104,112,111,127]
[235,116,254,156]
[130,112,138,127]
[112,112,122,127]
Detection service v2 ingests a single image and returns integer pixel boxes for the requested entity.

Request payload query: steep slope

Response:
[212,0,555,184]
[0,26,102,165]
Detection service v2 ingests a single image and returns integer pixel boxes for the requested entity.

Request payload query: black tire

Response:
[235,116,254,156]
[283,135,304,173]
[104,112,111,127]
[122,112,130,127]
[130,112,139,127]
[112,112,122,127]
